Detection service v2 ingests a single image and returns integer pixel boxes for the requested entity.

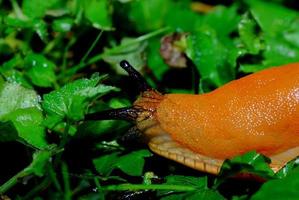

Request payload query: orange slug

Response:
[87,61,299,174]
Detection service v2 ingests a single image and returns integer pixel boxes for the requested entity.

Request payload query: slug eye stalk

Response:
[85,60,151,122]
[119,60,152,93]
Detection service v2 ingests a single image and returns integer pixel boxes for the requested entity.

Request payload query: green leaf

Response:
[42,74,118,127]
[103,38,147,75]
[22,0,61,19]
[283,20,299,48]
[147,38,168,80]
[83,0,113,30]
[4,16,32,29]
[239,64,266,74]
[242,35,299,73]
[0,82,47,148]
[0,55,32,88]
[2,70,32,89]
[128,0,171,32]
[238,12,263,54]
[263,37,299,67]
[218,151,274,180]
[0,121,19,142]
[77,120,129,137]
[164,2,202,32]
[202,5,240,37]
[8,108,47,148]
[188,190,225,200]
[22,0,47,18]
[27,150,52,176]
[24,53,56,87]
[93,152,120,177]
[247,0,298,37]
[4,17,48,42]
[275,158,299,179]
[239,1,299,73]
[1,54,23,71]
[108,98,131,109]
[52,18,73,32]
[93,150,152,177]
[25,147,56,177]
[32,19,49,42]
[116,149,152,176]
[186,28,238,87]
[251,167,299,200]
[0,82,41,117]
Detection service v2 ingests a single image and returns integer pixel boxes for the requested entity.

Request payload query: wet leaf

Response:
[0,121,19,142]
[42,74,118,127]
[238,12,263,54]
[0,82,46,148]
[0,82,41,117]
[116,149,152,176]
[251,167,299,200]
[52,18,73,32]
[103,38,147,75]
[7,107,47,148]
[218,151,275,180]
[128,0,171,32]
[93,150,152,177]
[24,53,56,87]
[83,0,113,30]
[186,28,238,87]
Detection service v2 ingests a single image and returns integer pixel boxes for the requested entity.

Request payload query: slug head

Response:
[86,60,163,129]
[118,60,163,122]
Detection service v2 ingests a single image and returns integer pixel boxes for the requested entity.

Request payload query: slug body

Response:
[134,63,299,173]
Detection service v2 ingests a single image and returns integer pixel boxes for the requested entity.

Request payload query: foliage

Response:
[0,0,298,199]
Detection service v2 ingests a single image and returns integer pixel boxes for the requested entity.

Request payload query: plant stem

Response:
[102,184,196,191]
[49,165,62,192]
[62,162,72,200]
[62,36,77,71]
[94,177,105,200]
[80,30,104,64]
[43,33,62,54]
[59,122,70,148]
[53,122,70,169]
[0,168,30,194]
[23,177,51,200]
[104,26,170,55]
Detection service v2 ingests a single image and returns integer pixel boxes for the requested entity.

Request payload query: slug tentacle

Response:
[120,60,152,93]
[85,107,142,121]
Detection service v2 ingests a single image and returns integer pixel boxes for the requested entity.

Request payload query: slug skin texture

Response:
[157,63,299,158]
